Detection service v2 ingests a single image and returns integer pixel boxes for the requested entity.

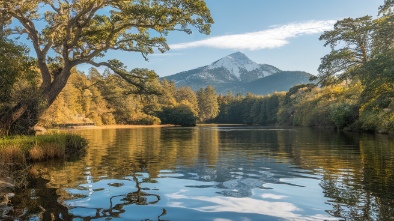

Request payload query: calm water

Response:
[6,126,394,221]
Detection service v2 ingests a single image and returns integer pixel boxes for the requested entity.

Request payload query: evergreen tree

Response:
[175,86,199,114]
[197,86,219,122]
[318,16,374,86]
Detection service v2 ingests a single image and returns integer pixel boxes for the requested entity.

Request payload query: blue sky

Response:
[86,0,383,77]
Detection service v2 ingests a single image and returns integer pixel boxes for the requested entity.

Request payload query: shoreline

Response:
[52,124,175,130]
[52,124,247,131]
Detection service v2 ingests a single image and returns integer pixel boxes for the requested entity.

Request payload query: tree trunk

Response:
[0,100,38,135]
[0,67,71,136]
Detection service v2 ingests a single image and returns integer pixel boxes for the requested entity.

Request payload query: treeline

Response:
[38,68,220,127]
[0,38,220,128]
[39,65,393,133]
[214,84,361,130]
[214,81,392,133]
[3,45,393,133]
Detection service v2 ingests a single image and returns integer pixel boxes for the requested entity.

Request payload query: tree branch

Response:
[9,10,52,89]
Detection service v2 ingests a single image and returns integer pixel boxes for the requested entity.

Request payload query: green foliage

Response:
[312,2,394,133]
[1,0,213,134]
[265,93,285,125]
[0,37,31,103]
[214,92,285,126]
[129,112,161,125]
[213,83,372,131]
[158,102,197,127]
[37,68,228,127]
[197,86,219,122]
[215,92,236,123]
[359,98,394,133]
[175,86,199,114]
[0,133,88,161]
[330,103,358,130]
[318,16,373,86]
[0,37,43,135]
[359,110,379,132]
[158,79,177,106]
[4,1,394,134]
[359,48,394,107]
[285,85,361,129]
[39,69,116,127]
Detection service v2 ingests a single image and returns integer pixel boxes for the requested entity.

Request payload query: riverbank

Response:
[52,124,174,130]
[0,133,88,217]
[0,133,88,193]
[52,124,173,132]
[0,133,88,161]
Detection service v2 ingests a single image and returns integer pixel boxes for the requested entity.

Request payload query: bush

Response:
[128,112,161,125]
[359,109,394,133]
[330,103,359,130]
[158,104,197,126]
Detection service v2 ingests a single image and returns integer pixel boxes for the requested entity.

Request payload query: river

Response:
[5,125,394,220]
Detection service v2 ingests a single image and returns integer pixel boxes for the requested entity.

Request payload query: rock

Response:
[0,177,14,204]
[0,177,13,190]
[0,193,12,207]
[0,178,14,219]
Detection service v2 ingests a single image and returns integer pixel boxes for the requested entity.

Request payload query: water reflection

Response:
[4,126,394,220]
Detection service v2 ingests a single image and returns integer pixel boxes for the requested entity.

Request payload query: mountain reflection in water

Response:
[4,126,394,221]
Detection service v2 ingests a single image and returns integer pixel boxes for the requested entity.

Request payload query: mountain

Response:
[245,71,314,95]
[207,52,280,82]
[162,52,314,95]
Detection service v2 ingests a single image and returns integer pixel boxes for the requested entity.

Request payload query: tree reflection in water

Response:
[3,127,394,220]
[319,135,394,221]
[70,163,167,221]
[4,162,167,221]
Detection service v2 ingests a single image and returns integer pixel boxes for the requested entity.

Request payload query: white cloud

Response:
[170,20,336,51]
[261,193,288,200]
[166,191,302,219]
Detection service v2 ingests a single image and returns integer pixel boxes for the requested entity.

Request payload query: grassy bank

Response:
[0,133,88,163]
[0,133,88,191]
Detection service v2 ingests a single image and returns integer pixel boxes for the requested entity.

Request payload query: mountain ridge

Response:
[162,52,314,95]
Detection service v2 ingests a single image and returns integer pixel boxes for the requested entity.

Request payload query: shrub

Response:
[330,103,359,130]
[129,112,161,125]
[158,103,197,127]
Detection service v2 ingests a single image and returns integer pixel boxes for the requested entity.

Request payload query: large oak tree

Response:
[0,0,213,135]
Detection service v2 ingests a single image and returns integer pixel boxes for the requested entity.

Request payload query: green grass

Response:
[0,133,88,162]
[0,133,88,190]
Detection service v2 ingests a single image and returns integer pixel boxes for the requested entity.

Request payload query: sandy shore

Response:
[96,124,172,128]
[53,124,175,130]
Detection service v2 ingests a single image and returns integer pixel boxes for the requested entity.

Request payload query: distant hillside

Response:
[162,52,314,95]
[245,71,314,95]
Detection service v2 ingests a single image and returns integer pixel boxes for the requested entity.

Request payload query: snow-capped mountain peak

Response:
[207,52,261,79]
[161,51,313,95]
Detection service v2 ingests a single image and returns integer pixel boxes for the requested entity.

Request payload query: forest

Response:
[36,73,394,134]
[0,1,394,134]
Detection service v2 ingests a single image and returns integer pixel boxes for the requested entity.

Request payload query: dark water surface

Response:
[6,126,394,220]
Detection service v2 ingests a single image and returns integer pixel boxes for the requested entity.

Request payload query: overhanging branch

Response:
[86,60,158,95]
